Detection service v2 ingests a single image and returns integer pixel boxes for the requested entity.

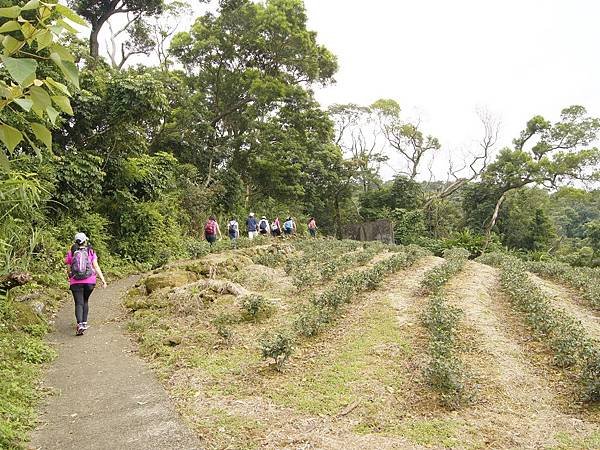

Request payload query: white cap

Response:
[249,212,255,217]
[74,232,88,244]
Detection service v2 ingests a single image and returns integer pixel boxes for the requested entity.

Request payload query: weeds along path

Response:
[527,272,600,341]
[443,261,599,449]
[29,276,202,450]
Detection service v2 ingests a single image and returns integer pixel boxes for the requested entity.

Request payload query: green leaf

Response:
[0,21,20,33]
[51,95,73,115]
[55,4,88,27]
[0,123,23,153]
[2,35,22,55]
[20,21,37,42]
[21,0,40,11]
[0,7,20,19]
[29,85,51,109]
[49,53,79,88]
[44,77,70,96]
[0,148,9,171]
[30,122,51,151]
[1,56,37,86]
[14,97,33,111]
[36,29,52,51]
[46,105,59,125]
[56,19,78,34]
[50,43,74,62]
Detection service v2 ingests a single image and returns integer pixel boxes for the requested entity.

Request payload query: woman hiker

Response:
[65,232,107,336]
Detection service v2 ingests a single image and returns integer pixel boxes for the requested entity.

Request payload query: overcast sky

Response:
[298,0,600,179]
[107,0,600,180]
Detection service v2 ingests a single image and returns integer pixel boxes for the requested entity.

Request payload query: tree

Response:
[328,103,387,192]
[0,1,83,167]
[168,0,337,200]
[69,0,166,59]
[480,106,600,251]
[372,98,441,180]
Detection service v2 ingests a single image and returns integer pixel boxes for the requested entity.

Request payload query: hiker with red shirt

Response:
[204,215,222,245]
[65,232,107,336]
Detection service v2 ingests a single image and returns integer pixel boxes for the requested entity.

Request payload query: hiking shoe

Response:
[82,322,89,330]
[76,323,85,336]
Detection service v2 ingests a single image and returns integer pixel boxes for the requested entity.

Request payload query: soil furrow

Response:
[528,272,600,341]
[443,261,598,449]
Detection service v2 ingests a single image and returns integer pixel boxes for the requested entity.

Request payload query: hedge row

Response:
[526,260,600,311]
[420,248,470,408]
[259,245,430,369]
[479,252,600,402]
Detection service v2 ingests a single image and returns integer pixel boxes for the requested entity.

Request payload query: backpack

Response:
[71,247,94,280]
[271,222,279,231]
[228,221,237,234]
[259,220,268,231]
[284,220,293,231]
[204,220,216,235]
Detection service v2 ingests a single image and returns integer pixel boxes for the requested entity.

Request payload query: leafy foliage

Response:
[0,1,84,165]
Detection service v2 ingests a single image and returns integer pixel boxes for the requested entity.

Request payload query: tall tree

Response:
[68,0,166,59]
[371,98,440,180]
[480,106,600,251]
[328,103,387,192]
[167,0,337,198]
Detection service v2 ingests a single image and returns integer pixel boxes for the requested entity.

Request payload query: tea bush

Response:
[259,330,294,371]
[527,260,600,310]
[479,252,600,400]
[240,294,274,320]
[420,248,469,407]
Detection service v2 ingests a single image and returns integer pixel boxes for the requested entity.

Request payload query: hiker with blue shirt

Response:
[246,212,258,239]
[283,216,296,236]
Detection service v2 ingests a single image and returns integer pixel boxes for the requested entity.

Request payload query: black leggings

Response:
[70,284,95,324]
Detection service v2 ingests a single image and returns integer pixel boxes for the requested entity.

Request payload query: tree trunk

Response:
[90,25,101,59]
[0,272,32,292]
[334,194,342,239]
[481,191,507,254]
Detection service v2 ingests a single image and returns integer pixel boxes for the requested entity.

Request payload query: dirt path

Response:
[443,261,598,449]
[387,255,445,325]
[528,272,600,341]
[28,276,202,450]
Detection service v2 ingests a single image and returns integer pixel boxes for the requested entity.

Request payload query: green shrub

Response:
[259,330,294,371]
[240,294,274,320]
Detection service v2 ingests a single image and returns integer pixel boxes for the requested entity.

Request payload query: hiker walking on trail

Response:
[258,216,270,236]
[308,217,318,238]
[283,216,296,236]
[227,217,240,247]
[271,217,282,237]
[204,216,222,245]
[247,212,258,239]
[65,233,107,336]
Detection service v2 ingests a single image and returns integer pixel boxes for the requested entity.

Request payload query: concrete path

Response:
[29,276,202,450]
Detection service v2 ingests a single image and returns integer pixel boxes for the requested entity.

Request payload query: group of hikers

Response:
[202,213,318,244]
[64,214,317,335]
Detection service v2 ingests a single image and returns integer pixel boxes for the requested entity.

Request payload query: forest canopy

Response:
[1,0,599,274]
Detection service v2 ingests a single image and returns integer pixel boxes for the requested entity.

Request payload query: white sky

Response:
[102,0,600,181]
[300,0,600,179]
